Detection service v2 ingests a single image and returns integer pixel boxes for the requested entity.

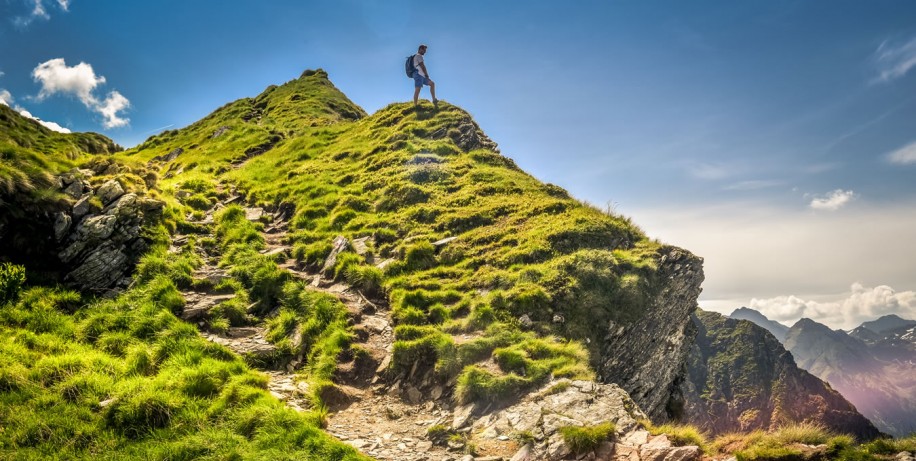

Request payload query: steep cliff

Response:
[679,310,880,440]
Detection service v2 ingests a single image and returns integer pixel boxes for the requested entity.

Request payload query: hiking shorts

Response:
[413,74,431,88]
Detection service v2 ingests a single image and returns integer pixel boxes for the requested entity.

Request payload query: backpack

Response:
[405,54,416,78]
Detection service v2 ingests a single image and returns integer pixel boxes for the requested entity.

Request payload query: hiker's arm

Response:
[420,62,429,79]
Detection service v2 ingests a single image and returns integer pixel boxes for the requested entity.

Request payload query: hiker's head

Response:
[418,44,427,54]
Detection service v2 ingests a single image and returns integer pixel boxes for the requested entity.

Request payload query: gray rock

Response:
[321,235,350,275]
[640,445,700,461]
[71,194,98,219]
[518,314,533,329]
[63,179,85,198]
[53,212,71,241]
[472,380,646,461]
[57,192,164,292]
[97,179,125,205]
[103,163,121,175]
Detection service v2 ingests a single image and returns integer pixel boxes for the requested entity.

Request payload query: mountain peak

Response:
[730,306,790,342]
[859,314,916,334]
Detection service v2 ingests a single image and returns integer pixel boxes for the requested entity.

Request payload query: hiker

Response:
[409,44,437,108]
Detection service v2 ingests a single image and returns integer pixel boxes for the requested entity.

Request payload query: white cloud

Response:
[809,189,855,211]
[874,37,916,83]
[32,58,105,104]
[15,108,71,133]
[97,90,130,128]
[886,140,916,165]
[30,58,130,129]
[12,0,70,27]
[0,89,12,106]
[750,283,916,329]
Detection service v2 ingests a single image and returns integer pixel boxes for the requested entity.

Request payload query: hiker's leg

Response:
[413,74,424,105]
[428,80,436,101]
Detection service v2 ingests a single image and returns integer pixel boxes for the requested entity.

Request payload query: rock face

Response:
[0,159,164,294]
[597,246,704,421]
[472,380,701,461]
[679,311,881,440]
[57,186,164,293]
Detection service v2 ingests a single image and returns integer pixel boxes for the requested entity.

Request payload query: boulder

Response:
[97,179,125,205]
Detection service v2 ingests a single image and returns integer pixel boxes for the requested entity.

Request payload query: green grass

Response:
[708,423,858,461]
[111,71,664,404]
[0,261,365,459]
[559,422,616,454]
[640,419,708,452]
[2,68,679,456]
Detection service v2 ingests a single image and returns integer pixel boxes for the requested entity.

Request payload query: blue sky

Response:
[3,0,916,328]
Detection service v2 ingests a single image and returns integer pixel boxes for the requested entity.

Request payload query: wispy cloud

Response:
[12,0,70,27]
[809,189,855,211]
[750,283,916,329]
[886,140,916,165]
[31,58,130,128]
[874,36,916,83]
[687,162,730,180]
[723,180,783,191]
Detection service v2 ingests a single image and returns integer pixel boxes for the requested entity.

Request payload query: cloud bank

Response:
[630,201,916,329]
[809,189,855,211]
[31,58,130,128]
[750,283,916,329]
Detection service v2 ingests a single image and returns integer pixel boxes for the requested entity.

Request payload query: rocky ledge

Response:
[53,166,164,294]
[467,379,701,461]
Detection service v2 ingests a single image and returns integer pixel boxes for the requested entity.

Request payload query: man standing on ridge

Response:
[411,44,437,109]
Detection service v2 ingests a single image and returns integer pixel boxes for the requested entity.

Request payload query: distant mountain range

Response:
[679,310,879,439]
[729,308,916,437]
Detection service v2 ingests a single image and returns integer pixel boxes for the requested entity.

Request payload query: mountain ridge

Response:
[0,70,900,459]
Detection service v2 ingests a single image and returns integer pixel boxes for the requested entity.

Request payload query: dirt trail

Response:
[172,197,491,461]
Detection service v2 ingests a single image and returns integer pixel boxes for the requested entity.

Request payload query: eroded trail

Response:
[172,197,483,461]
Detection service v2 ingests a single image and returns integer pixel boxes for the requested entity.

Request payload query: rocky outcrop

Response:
[471,379,701,461]
[679,311,880,440]
[56,173,164,293]
[597,246,704,421]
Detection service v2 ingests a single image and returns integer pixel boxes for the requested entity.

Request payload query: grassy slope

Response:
[0,99,365,458]
[0,103,119,201]
[119,69,666,403]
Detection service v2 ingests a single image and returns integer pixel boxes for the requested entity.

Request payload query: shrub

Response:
[0,262,26,303]
[559,422,616,453]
